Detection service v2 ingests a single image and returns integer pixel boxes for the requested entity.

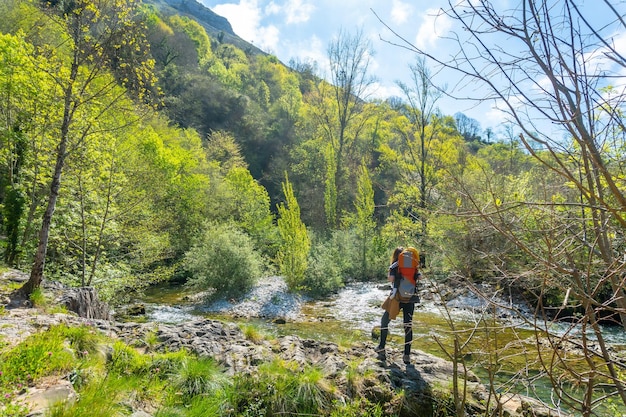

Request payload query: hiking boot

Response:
[375,347,386,361]
[403,354,411,364]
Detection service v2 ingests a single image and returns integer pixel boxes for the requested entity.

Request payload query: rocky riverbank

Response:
[0,270,557,417]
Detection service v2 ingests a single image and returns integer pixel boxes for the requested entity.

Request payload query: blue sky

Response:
[198,0,626,138]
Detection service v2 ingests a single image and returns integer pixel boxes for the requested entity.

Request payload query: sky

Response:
[198,0,626,139]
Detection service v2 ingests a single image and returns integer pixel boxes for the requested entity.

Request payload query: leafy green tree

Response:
[184,222,263,298]
[395,57,443,242]
[276,174,310,290]
[287,136,327,230]
[21,0,155,295]
[342,161,377,279]
[310,28,376,228]
[0,33,45,266]
[323,143,337,228]
[224,167,278,259]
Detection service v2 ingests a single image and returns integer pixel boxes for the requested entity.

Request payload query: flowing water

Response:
[137,280,626,416]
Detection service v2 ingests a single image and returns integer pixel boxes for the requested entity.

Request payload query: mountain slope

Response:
[143,0,266,55]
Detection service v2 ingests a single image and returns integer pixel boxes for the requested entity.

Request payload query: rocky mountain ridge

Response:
[143,0,267,56]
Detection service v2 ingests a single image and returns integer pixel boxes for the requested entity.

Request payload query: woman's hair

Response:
[391,247,404,263]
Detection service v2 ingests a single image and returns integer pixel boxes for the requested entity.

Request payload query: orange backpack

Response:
[397,247,420,301]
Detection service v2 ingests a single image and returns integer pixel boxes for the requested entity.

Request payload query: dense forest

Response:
[2,0,626,414]
[0,0,623,306]
[0,0,509,299]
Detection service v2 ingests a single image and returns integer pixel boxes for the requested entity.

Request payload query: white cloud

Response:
[369,81,404,100]
[211,1,261,41]
[390,0,412,25]
[484,100,509,127]
[282,0,315,24]
[210,0,280,52]
[414,7,453,51]
[292,34,325,64]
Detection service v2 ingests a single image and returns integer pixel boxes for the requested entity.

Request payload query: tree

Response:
[396,57,444,241]
[313,28,377,227]
[21,0,155,295]
[343,161,377,279]
[276,173,310,291]
[377,0,626,412]
[0,32,54,267]
[453,112,482,143]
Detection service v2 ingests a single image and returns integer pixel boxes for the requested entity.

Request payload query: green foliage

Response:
[0,325,91,394]
[303,235,344,298]
[0,403,28,417]
[184,222,264,298]
[224,167,279,259]
[238,323,268,343]
[324,143,338,228]
[106,341,150,376]
[28,287,45,306]
[232,358,336,416]
[168,15,212,65]
[342,162,380,280]
[46,375,132,417]
[170,356,230,400]
[330,398,386,417]
[276,175,310,291]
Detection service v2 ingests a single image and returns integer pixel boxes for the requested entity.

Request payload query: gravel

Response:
[200,276,307,321]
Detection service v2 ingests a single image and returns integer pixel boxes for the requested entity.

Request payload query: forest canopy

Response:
[0,0,623,320]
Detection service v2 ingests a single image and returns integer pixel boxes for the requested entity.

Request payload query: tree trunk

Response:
[21,80,74,295]
[21,143,67,295]
[59,286,110,320]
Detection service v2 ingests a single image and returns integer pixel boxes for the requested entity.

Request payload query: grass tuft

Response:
[170,356,231,400]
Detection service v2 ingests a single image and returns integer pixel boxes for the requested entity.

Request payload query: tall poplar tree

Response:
[276,173,310,291]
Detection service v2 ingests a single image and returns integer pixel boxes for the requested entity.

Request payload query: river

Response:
[136,277,626,416]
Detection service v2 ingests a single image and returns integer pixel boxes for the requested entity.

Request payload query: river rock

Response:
[0,271,566,417]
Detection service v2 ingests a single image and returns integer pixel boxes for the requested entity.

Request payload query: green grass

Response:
[330,398,387,417]
[47,374,135,417]
[26,287,68,314]
[0,325,78,388]
[170,356,231,400]
[0,321,418,417]
[238,322,269,343]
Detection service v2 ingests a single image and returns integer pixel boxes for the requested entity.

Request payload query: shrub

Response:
[46,375,131,417]
[106,341,150,375]
[304,237,344,298]
[184,222,264,298]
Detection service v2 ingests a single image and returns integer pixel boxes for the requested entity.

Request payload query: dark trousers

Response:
[378,302,414,355]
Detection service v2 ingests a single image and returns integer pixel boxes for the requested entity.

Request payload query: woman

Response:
[376,246,420,364]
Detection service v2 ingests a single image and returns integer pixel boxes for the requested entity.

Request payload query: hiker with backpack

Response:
[376,246,421,364]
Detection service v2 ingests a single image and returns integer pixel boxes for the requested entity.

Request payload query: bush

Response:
[304,230,388,293]
[184,222,264,298]
[232,359,335,416]
[304,237,344,298]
